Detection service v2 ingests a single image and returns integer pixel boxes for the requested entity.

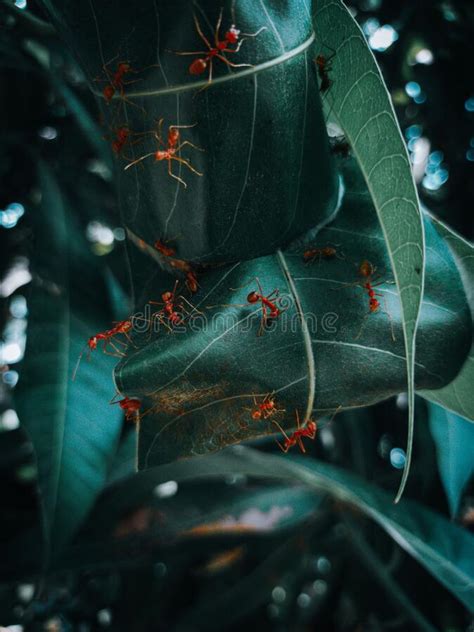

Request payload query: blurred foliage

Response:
[0,0,473,631]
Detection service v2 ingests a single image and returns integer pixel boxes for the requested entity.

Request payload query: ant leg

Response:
[110,337,128,348]
[72,347,88,381]
[206,58,214,86]
[121,331,136,348]
[216,54,252,68]
[180,295,203,316]
[193,13,213,50]
[266,289,280,300]
[105,339,127,357]
[214,7,224,47]
[355,312,370,341]
[124,152,155,171]
[194,58,214,95]
[103,347,126,359]
[276,439,290,453]
[169,122,197,132]
[240,26,267,38]
[257,302,270,337]
[157,312,174,334]
[175,140,205,152]
[297,436,307,453]
[272,418,289,438]
[171,155,203,177]
[167,158,188,188]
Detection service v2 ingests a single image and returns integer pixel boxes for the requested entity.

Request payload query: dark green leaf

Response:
[114,161,470,469]
[14,163,123,559]
[106,428,138,486]
[37,0,339,263]
[74,446,474,610]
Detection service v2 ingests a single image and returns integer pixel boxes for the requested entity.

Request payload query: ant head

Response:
[103,85,115,101]
[369,298,380,312]
[120,397,141,412]
[155,240,175,256]
[315,54,325,66]
[117,62,131,74]
[252,410,262,420]
[186,275,198,292]
[189,58,208,75]
[155,150,167,161]
[247,291,259,304]
[307,420,317,433]
[322,247,336,257]
[225,26,240,44]
[168,127,180,141]
[88,336,98,350]
[359,260,374,277]
[162,291,173,302]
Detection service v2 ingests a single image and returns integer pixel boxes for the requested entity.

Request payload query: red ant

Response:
[72,319,134,380]
[172,9,266,85]
[303,245,345,264]
[314,46,335,94]
[275,410,317,454]
[339,260,396,341]
[124,118,203,188]
[102,61,132,102]
[208,278,284,336]
[95,61,141,108]
[110,126,131,156]
[222,278,284,336]
[111,395,142,423]
[149,280,198,330]
[154,238,176,258]
[245,280,283,336]
[96,59,158,110]
[185,270,199,294]
[246,393,284,421]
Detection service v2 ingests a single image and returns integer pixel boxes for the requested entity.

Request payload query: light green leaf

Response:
[420,213,474,421]
[312,0,425,501]
[428,402,474,517]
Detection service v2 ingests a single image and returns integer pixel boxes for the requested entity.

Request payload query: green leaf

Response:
[70,447,474,611]
[58,471,324,574]
[106,428,138,486]
[114,160,470,470]
[312,0,424,503]
[420,213,474,421]
[14,163,123,559]
[78,479,323,544]
[37,0,339,263]
[428,402,474,517]
[0,426,45,577]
